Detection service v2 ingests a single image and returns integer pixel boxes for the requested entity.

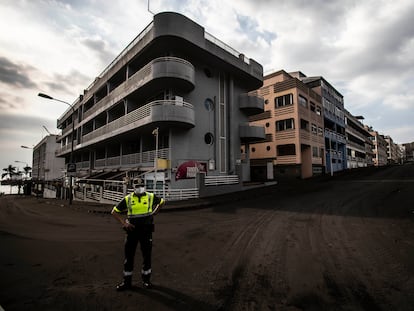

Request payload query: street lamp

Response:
[38,92,75,205]
[21,145,40,196]
[21,145,38,180]
[152,127,159,192]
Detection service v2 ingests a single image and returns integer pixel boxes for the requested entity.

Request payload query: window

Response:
[299,95,308,108]
[316,106,321,116]
[264,99,269,105]
[311,124,317,134]
[275,94,293,108]
[312,146,318,157]
[276,118,295,131]
[266,146,271,151]
[265,122,270,128]
[204,98,214,111]
[277,144,296,156]
[300,119,309,131]
[219,73,226,173]
[310,102,316,112]
[204,68,212,77]
[318,127,323,136]
[204,133,214,145]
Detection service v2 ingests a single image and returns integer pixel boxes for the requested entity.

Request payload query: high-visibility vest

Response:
[125,192,155,218]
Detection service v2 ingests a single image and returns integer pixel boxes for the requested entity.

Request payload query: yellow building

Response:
[246,70,325,179]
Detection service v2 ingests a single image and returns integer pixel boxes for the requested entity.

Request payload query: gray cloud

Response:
[82,37,116,65]
[0,56,38,89]
[43,69,91,94]
[0,93,24,110]
[0,113,56,132]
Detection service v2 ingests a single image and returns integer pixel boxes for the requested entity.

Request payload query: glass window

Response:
[299,95,308,108]
[300,119,309,131]
[204,133,214,145]
[274,94,293,108]
[277,144,296,156]
[311,124,317,134]
[310,102,316,112]
[204,98,214,111]
[276,118,295,131]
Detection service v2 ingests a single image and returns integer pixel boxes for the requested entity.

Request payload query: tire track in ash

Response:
[314,182,385,310]
[208,208,278,310]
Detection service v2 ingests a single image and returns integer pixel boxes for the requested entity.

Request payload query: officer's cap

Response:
[132,178,145,188]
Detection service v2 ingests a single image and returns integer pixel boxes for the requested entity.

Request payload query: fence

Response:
[204,175,239,186]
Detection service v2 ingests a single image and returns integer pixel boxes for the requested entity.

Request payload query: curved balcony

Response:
[76,100,195,149]
[239,124,266,143]
[151,57,195,91]
[239,94,264,116]
[81,57,195,122]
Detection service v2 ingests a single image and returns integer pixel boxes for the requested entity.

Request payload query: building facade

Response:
[55,12,264,194]
[32,134,66,196]
[385,135,402,164]
[292,73,347,174]
[344,111,374,168]
[402,142,414,163]
[368,129,388,166]
[248,70,325,179]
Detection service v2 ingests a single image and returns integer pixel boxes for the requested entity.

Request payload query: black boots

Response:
[142,273,152,289]
[116,276,132,291]
[116,275,153,290]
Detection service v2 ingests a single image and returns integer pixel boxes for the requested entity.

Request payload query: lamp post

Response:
[21,145,40,196]
[38,93,75,205]
[152,127,159,193]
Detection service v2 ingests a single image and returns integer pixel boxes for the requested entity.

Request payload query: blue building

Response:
[290,72,347,174]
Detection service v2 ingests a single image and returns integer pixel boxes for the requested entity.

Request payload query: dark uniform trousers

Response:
[124,222,153,283]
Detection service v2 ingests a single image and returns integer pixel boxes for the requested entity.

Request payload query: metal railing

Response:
[204,175,239,186]
[205,32,250,64]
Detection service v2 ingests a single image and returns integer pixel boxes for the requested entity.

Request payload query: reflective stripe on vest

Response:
[125,192,154,218]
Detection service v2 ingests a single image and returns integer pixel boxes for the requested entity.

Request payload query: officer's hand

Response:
[123,220,135,232]
[152,204,161,215]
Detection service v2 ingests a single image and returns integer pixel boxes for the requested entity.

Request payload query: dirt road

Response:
[1,165,413,310]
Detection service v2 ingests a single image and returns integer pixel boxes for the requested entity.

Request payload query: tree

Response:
[22,165,32,179]
[2,164,19,194]
[2,164,17,179]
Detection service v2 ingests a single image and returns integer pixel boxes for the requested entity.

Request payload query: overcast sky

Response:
[1,0,413,173]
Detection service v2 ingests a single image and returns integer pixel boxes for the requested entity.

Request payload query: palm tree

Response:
[2,164,17,179]
[2,164,18,194]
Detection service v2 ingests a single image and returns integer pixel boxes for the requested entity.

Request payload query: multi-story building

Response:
[55,12,264,196]
[248,70,325,179]
[367,129,388,166]
[403,142,414,162]
[385,135,401,164]
[32,134,66,196]
[344,111,373,168]
[291,72,347,174]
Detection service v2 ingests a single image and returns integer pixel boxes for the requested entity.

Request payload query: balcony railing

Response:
[82,56,195,121]
[239,93,264,116]
[94,148,170,168]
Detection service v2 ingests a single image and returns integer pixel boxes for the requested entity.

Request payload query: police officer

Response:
[111,178,164,291]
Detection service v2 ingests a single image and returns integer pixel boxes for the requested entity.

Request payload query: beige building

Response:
[368,129,388,166]
[385,136,402,164]
[247,70,325,179]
